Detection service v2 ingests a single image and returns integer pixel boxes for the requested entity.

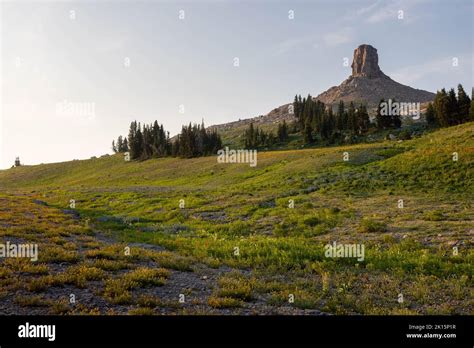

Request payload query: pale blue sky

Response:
[1,0,472,168]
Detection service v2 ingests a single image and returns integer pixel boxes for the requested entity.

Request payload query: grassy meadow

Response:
[0,122,472,315]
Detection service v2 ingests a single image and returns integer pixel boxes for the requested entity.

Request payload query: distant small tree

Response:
[470,88,474,121]
[389,98,402,129]
[135,123,144,159]
[336,100,345,131]
[376,99,387,129]
[123,137,129,152]
[303,117,313,143]
[425,102,436,126]
[128,121,140,159]
[249,122,256,147]
[434,89,450,127]
[112,140,117,153]
[116,136,124,152]
[357,104,370,133]
[457,84,471,123]
[391,114,402,129]
[277,120,289,142]
[347,102,357,133]
[447,88,460,125]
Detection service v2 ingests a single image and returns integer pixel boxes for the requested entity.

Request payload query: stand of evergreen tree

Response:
[115,83,472,160]
[242,122,277,148]
[171,121,222,158]
[113,120,222,160]
[293,94,372,143]
[375,98,402,130]
[426,84,472,127]
[277,120,289,143]
[112,135,129,153]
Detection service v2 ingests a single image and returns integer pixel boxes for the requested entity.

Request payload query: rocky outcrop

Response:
[207,44,435,139]
[316,44,435,108]
[351,44,385,78]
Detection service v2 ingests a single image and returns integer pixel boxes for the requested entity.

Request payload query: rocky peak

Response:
[209,44,436,137]
[315,44,435,108]
[351,44,384,78]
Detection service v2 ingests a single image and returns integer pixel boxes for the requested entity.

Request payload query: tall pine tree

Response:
[447,88,460,125]
[425,102,436,126]
[457,84,471,123]
[434,89,450,127]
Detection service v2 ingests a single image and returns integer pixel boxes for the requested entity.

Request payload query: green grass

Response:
[0,122,472,314]
[358,218,387,233]
[208,296,243,308]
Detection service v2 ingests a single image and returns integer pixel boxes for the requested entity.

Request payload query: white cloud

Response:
[367,4,399,23]
[348,0,427,24]
[356,1,381,16]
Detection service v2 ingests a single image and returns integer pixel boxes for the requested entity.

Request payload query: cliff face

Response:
[316,44,435,108]
[351,44,385,78]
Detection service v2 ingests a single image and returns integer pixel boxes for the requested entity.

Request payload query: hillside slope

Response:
[1,123,472,194]
[0,123,472,315]
[207,103,294,147]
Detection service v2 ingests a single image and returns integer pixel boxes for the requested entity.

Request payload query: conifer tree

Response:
[336,100,345,131]
[425,102,436,126]
[376,99,386,130]
[434,89,450,127]
[119,119,219,160]
[123,137,129,152]
[456,84,471,123]
[357,104,370,133]
[470,88,474,121]
[303,117,313,143]
[277,120,289,142]
[128,121,140,159]
[116,136,124,152]
[135,123,144,159]
[347,102,357,133]
[447,88,459,125]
